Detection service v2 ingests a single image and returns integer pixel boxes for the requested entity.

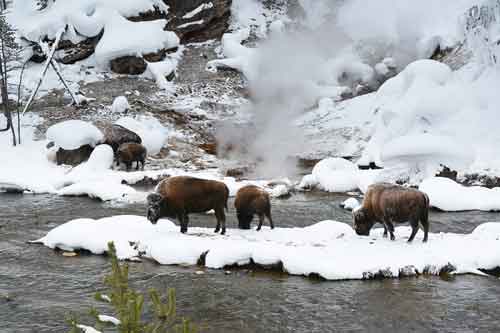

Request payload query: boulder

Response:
[110,55,148,75]
[55,144,94,166]
[102,124,142,153]
[56,33,102,64]
[165,0,232,43]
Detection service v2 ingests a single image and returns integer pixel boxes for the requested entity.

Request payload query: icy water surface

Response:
[1,192,500,332]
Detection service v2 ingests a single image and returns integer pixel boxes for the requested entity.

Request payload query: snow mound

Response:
[46,120,103,150]
[300,158,360,193]
[35,216,500,280]
[115,116,169,155]
[111,96,130,113]
[420,177,500,212]
[341,198,361,211]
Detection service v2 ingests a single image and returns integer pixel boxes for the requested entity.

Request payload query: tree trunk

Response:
[0,35,16,145]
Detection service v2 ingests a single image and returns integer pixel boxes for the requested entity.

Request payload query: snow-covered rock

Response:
[34,215,500,280]
[341,198,361,211]
[46,120,103,150]
[420,177,500,211]
[299,158,360,193]
[115,116,169,155]
[111,96,130,113]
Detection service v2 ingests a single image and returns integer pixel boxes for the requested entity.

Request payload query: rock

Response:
[28,43,47,63]
[198,142,217,155]
[102,124,142,153]
[56,144,94,166]
[110,55,148,75]
[165,0,232,43]
[435,165,458,181]
[62,251,78,257]
[195,270,205,275]
[225,166,249,178]
[56,33,102,64]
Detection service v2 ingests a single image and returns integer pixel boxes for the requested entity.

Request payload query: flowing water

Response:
[1,192,500,332]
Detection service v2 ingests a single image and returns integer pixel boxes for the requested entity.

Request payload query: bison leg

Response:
[407,219,419,243]
[382,224,388,238]
[126,162,131,171]
[141,159,145,170]
[214,207,226,235]
[256,214,264,231]
[179,213,189,233]
[421,216,429,243]
[135,161,140,170]
[386,221,395,241]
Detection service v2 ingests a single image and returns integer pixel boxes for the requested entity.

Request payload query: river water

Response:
[1,192,500,332]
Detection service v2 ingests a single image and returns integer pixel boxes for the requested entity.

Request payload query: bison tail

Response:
[224,184,230,211]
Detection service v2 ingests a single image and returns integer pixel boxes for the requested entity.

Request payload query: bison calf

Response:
[353,183,429,242]
[116,143,147,171]
[235,185,274,231]
[147,176,230,234]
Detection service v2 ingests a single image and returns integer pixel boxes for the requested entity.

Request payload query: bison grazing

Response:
[235,185,274,231]
[353,183,429,242]
[147,176,230,234]
[116,143,147,171]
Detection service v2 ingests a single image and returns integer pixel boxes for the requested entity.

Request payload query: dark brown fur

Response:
[116,143,147,171]
[353,183,429,242]
[234,185,274,231]
[147,176,230,234]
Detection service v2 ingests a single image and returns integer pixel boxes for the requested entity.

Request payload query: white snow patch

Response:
[76,325,101,333]
[182,3,214,19]
[35,215,500,280]
[300,158,360,193]
[177,20,204,29]
[46,120,103,150]
[98,315,120,326]
[341,198,361,211]
[111,96,130,113]
[420,177,500,212]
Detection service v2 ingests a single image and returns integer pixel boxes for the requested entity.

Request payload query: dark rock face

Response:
[435,166,458,181]
[55,144,94,166]
[110,55,148,75]
[102,124,142,153]
[56,33,103,64]
[165,0,232,43]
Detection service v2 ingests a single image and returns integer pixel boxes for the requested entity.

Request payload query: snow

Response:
[182,3,214,20]
[341,198,361,211]
[420,177,500,212]
[46,120,103,150]
[76,325,101,333]
[111,96,130,113]
[34,215,500,280]
[300,158,360,193]
[177,20,204,29]
[97,315,120,326]
[94,13,178,68]
[115,116,169,155]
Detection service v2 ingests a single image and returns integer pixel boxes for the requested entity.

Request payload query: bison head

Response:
[352,208,374,236]
[147,193,163,224]
[237,213,253,230]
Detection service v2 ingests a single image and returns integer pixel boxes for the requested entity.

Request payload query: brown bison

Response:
[235,185,274,231]
[353,183,429,242]
[116,143,147,171]
[147,176,230,234]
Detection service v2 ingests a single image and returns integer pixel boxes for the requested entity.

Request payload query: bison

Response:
[235,185,274,231]
[353,183,429,242]
[147,176,230,234]
[116,142,147,171]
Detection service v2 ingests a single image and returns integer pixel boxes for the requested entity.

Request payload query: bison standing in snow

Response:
[147,176,230,234]
[353,183,430,242]
[116,142,147,171]
[235,185,274,231]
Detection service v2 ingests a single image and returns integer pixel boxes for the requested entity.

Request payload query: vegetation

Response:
[68,242,197,333]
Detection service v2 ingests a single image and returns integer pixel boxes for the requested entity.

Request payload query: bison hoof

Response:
[180,227,188,233]
[221,229,226,235]
[214,228,220,233]
[390,235,395,241]
[383,233,388,238]
[256,227,261,231]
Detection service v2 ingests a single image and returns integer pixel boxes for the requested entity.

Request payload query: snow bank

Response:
[35,215,500,280]
[299,158,360,193]
[115,116,169,155]
[420,177,500,212]
[340,198,361,211]
[46,120,103,150]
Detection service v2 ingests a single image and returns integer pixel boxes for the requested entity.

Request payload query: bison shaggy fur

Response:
[117,142,147,171]
[235,185,274,231]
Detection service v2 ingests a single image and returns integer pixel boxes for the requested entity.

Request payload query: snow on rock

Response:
[420,177,500,212]
[34,215,500,280]
[183,3,214,20]
[46,120,104,150]
[76,325,101,333]
[268,184,290,198]
[111,96,130,113]
[97,315,120,326]
[205,29,255,79]
[116,116,169,155]
[95,12,179,68]
[300,158,360,193]
[340,198,361,211]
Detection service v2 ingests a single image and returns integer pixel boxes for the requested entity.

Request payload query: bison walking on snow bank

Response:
[116,142,147,171]
[235,185,274,231]
[147,176,230,234]
[353,183,429,242]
